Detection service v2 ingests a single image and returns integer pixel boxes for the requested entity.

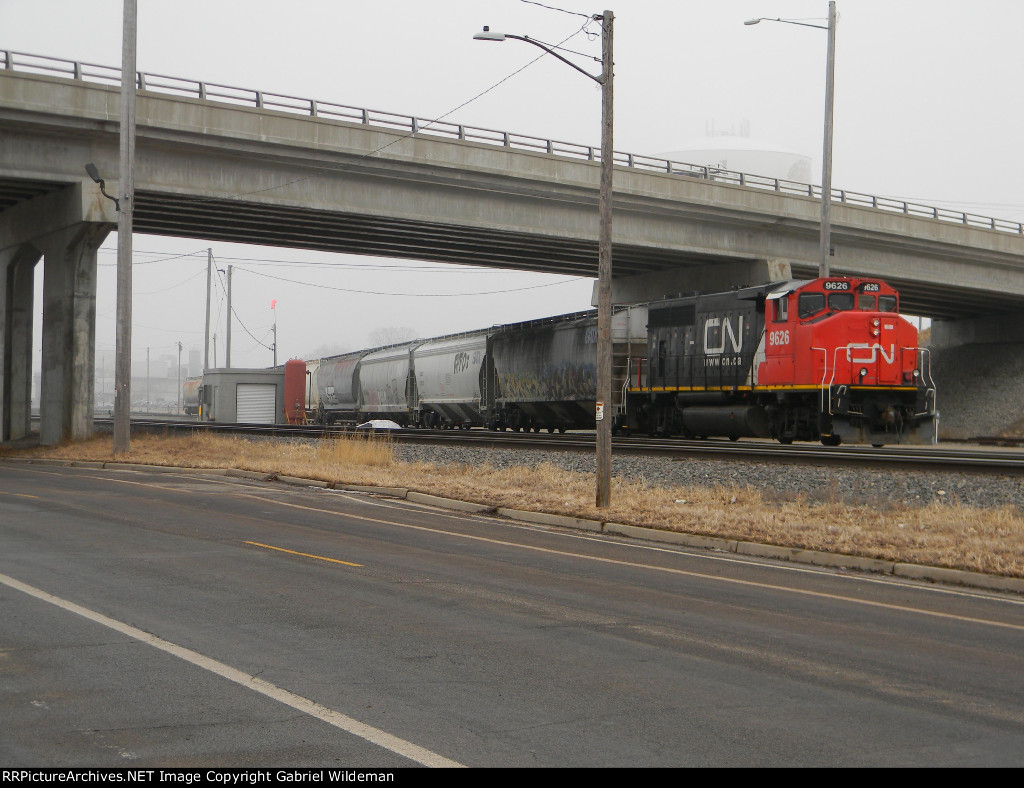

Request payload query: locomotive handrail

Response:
[3,47,1022,237]
[916,347,939,442]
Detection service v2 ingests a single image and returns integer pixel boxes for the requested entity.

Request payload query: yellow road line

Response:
[237,494,1024,634]
[245,540,363,567]
[0,491,40,499]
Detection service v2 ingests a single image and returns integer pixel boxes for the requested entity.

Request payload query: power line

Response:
[145,21,592,206]
[240,266,584,297]
[519,0,592,20]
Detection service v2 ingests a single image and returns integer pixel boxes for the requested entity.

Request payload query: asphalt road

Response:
[2,462,1023,767]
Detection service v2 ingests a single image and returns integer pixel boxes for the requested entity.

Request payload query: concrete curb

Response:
[276,475,330,489]
[2,456,1022,594]
[604,522,740,553]
[407,491,494,513]
[497,508,603,533]
[594,522,1024,594]
[892,563,1024,592]
[104,463,182,473]
[225,468,277,481]
[336,484,409,498]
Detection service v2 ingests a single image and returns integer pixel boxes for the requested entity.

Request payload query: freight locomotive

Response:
[629,276,936,445]
[296,275,936,446]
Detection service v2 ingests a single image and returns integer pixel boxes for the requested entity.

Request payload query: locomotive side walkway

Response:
[4,455,1022,596]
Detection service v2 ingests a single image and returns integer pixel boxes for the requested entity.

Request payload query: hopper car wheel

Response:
[779,436,794,445]
[821,435,842,447]
[872,443,885,448]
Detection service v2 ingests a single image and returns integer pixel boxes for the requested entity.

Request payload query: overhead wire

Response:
[214,259,275,354]
[156,19,596,204]
[239,266,584,297]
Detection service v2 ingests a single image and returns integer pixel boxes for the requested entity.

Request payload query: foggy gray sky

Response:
[4,0,1023,379]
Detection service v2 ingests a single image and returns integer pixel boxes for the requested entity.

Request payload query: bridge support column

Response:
[0,246,39,442]
[601,259,794,305]
[0,182,115,446]
[930,314,1024,349]
[37,225,108,445]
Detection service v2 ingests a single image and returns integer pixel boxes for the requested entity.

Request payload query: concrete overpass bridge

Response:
[3,50,1024,444]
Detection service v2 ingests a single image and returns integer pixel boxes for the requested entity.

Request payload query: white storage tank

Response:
[658,136,812,184]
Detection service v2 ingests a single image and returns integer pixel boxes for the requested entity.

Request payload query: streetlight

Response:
[114,0,138,453]
[474,11,616,508]
[746,1,837,278]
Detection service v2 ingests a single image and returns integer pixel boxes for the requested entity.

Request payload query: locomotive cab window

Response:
[798,292,825,319]
[878,295,898,312]
[828,292,855,312]
[773,295,789,323]
[857,295,876,310]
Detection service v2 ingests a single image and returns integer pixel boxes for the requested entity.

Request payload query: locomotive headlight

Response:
[860,367,868,377]
[871,327,881,337]
[872,318,881,327]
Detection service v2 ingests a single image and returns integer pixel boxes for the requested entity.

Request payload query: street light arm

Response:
[745,17,827,30]
[473,29,603,84]
[84,163,120,211]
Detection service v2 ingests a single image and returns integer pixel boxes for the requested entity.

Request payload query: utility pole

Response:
[177,341,182,414]
[146,347,150,412]
[271,299,278,367]
[819,0,837,277]
[226,265,232,368]
[595,10,614,508]
[203,248,212,370]
[113,0,137,454]
[472,11,615,507]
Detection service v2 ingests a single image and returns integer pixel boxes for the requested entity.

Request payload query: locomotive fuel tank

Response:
[680,405,772,440]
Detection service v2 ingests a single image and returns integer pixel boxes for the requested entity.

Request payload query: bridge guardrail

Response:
[4,48,1021,236]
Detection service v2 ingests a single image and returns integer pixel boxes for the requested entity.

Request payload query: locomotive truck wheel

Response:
[820,435,842,447]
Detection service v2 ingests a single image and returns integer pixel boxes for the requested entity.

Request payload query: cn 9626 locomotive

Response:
[626,276,937,445]
[300,276,936,446]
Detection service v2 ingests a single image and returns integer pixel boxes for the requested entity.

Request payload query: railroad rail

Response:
[94,418,1024,476]
[3,48,1022,236]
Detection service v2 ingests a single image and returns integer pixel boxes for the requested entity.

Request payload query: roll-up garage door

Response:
[236,383,277,423]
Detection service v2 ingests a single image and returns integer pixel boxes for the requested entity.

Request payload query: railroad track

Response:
[94,417,1024,475]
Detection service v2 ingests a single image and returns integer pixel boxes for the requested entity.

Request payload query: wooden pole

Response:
[113,0,137,454]
[595,9,614,508]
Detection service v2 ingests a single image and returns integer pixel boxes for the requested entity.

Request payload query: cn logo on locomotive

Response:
[703,316,743,355]
[845,342,897,365]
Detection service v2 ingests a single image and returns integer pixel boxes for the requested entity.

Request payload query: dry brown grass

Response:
[5,433,1024,579]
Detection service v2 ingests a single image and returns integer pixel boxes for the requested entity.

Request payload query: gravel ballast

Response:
[394,443,1024,512]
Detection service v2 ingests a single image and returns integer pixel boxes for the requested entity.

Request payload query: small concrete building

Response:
[198,368,285,424]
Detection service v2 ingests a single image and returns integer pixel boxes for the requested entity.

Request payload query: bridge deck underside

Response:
[130,191,1012,320]
[0,176,1012,320]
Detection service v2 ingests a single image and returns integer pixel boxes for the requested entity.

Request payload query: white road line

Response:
[0,571,463,768]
